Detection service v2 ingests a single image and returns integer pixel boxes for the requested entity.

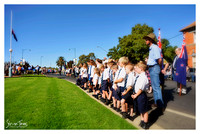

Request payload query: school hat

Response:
[143,33,157,44]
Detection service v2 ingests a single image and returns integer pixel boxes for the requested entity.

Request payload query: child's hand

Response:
[122,91,127,96]
[131,94,137,99]
[114,84,117,90]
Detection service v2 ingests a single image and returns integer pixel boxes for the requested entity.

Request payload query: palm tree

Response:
[56,56,65,69]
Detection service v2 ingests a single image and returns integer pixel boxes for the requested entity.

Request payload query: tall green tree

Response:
[78,52,96,65]
[107,24,153,64]
[67,60,74,68]
[107,23,177,64]
[161,39,177,63]
[56,56,65,69]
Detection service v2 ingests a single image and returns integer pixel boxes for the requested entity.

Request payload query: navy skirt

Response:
[101,80,108,91]
[113,86,124,100]
[137,92,148,114]
[82,77,88,83]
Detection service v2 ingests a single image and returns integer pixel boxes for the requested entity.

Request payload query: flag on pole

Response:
[12,29,18,42]
[157,28,164,68]
[174,33,188,86]
[157,28,162,49]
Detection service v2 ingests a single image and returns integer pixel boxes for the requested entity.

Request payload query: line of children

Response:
[76,57,150,129]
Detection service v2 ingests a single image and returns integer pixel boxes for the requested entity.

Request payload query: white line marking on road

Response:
[165,108,195,120]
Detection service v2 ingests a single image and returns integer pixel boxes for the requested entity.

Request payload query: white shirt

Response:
[97,63,101,68]
[112,70,119,89]
[107,67,113,81]
[126,72,135,88]
[65,69,69,73]
[79,67,83,75]
[90,66,95,78]
[103,59,108,65]
[117,67,126,87]
[93,74,99,86]
[75,67,79,73]
[102,68,110,80]
[88,65,91,75]
[98,75,102,85]
[134,72,149,93]
[82,68,88,78]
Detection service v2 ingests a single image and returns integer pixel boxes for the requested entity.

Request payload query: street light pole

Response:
[9,10,13,77]
[69,48,76,65]
[97,46,108,53]
[22,49,31,61]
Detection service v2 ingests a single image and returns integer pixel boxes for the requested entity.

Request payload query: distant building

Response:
[180,21,196,68]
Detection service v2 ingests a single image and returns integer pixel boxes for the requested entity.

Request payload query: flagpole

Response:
[9,10,13,77]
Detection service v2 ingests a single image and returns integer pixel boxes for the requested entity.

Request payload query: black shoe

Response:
[110,104,113,108]
[92,94,97,98]
[101,98,106,103]
[122,112,128,119]
[113,107,117,110]
[105,99,111,105]
[139,120,144,127]
[116,108,121,112]
[157,107,164,115]
[142,122,149,129]
[88,89,92,93]
[128,115,134,121]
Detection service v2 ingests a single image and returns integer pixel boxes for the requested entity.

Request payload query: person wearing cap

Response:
[143,33,165,113]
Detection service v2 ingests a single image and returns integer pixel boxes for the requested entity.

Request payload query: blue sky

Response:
[4,5,195,67]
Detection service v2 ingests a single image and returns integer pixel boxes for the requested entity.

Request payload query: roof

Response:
[180,21,196,32]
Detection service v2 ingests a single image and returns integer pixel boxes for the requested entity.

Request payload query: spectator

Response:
[143,33,165,113]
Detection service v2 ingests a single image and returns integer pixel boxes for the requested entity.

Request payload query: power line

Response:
[168,33,182,40]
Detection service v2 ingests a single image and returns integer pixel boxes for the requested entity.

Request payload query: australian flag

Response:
[174,33,188,86]
[12,29,18,42]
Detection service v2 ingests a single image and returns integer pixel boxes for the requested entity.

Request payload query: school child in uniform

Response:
[66,68,68,76]
[96,68,103,99]
[88,60,96,93]
[121,64,135,119]
[111,64,119,110]
[87,61,91,89]
[131,61,149,129]
[66,68,70,77]
[96,58,102,68]
[81,63,88,90]
[92,67,100,98]
[69,68,72,77]
[107,60,116,105]
[74,66,79,78]
[99,64,110,104]
[76,63,83,86]
[113,57,129,112]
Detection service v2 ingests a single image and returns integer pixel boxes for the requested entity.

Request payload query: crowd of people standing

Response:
[66,33,173,129]
[62,32,192,129]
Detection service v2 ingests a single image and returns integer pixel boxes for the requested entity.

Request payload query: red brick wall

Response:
[184,32,196,68]
[185,32,194,45]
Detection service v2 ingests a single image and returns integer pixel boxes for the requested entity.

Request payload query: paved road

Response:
[46,73,195,129]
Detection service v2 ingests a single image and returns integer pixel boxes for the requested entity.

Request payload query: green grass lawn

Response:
[5,75,137,129]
